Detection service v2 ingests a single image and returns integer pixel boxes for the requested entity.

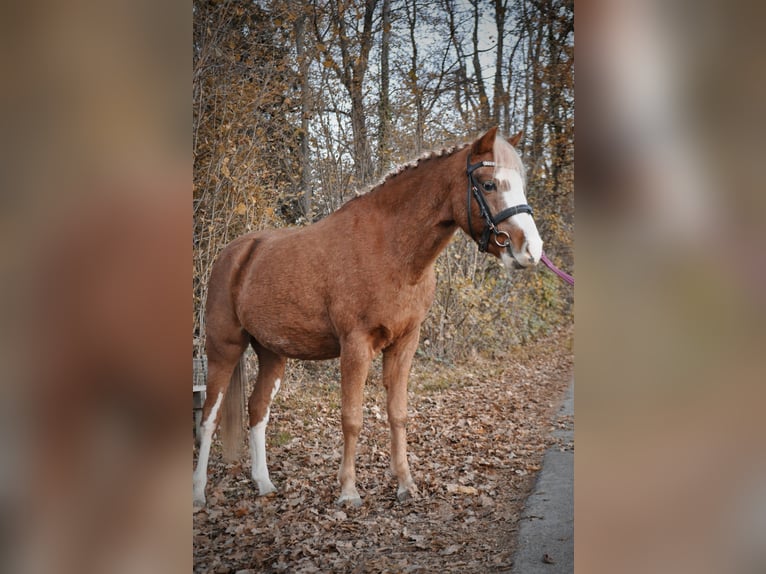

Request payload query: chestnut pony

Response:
[193,127,543,507]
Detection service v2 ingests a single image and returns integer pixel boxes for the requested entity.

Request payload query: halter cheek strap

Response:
[466,154,533,253]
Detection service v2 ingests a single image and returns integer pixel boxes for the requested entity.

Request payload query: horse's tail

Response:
[219,355,246,462]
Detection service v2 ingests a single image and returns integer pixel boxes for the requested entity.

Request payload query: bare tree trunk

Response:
[504,32,523,133]
[350,92,373,185]
[493,0,508,127]
[377,0,392,178]
[529,4,546,179]
[295,10,312,217]
[518,0,532,152]
[444,0,471,124]
[545,0,574,193]
[405,0,424,153]
[328,0,378,186]
[470,0,491,127]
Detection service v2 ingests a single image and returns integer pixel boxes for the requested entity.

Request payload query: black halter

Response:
[466,153,533,252]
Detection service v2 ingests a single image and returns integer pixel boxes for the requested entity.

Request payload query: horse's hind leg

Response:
[248,342,286,496]
[192,331,248,507]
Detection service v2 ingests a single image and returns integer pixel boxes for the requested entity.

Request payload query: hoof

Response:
[255,480,277,497]
[193,495,206,509]
[336,493,363,508]
[397,484,418,502]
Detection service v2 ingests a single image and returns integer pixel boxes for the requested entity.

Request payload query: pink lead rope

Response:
[540,252,574,286]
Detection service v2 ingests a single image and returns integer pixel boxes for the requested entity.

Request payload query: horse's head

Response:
[459,127,543,270]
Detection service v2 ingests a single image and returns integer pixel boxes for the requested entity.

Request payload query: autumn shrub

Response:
[420,233,571,363]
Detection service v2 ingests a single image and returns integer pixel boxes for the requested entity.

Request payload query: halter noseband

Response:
[466,153,533,253]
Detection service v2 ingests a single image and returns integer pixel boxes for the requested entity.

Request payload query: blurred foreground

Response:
[577,0,766,572]
[0,1,190,572]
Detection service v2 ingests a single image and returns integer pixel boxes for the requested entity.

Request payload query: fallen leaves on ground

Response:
[193,326,573,573]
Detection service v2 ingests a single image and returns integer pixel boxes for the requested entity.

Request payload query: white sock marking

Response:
[250,413,271,492]
[193,391,224,503]
[251,378,281,495]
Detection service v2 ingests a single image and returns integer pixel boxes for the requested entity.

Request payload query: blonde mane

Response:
[357,142,472,197]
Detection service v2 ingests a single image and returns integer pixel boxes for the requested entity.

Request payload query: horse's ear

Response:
[508,130,523,148]
[472,126,499,155]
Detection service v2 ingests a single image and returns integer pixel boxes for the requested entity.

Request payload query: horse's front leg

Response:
[382,327,420,502]
[336,335,373,507]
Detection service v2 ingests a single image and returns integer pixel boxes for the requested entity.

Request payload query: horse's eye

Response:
[482,181,496,192]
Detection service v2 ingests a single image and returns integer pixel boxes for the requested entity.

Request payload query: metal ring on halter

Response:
[493,230,512,248]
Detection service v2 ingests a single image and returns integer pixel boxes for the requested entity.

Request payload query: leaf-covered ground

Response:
[193,326,573,573]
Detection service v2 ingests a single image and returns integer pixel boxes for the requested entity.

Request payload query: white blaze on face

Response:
[493,139,543,268]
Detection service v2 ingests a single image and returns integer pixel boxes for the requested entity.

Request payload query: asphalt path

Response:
[511,380,574,574]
